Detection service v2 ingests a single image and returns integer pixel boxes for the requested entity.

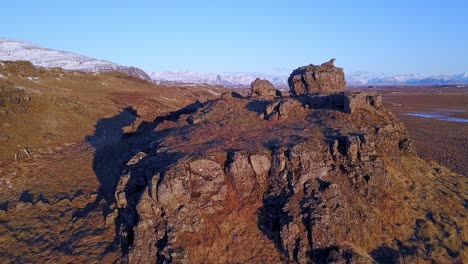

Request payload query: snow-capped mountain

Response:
[151,70,468,88]
[150,71,289,88]
[346,71,468,86]
[0,38,150,80]
[4,37,463,87]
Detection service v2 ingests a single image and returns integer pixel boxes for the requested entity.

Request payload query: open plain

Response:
[376,86,468,176]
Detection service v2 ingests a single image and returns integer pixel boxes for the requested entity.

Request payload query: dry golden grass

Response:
[0,61,227,263]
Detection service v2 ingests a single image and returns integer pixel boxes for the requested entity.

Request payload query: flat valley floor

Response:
[376,86,467,177]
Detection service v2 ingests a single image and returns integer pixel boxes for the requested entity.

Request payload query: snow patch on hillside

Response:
[0,38,150,80]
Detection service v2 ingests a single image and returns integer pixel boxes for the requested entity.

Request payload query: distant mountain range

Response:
[0,38,150,80]
[150,70,468,88]
[150,71,289,88]
[1,37,466,87]
[346,71,468,86]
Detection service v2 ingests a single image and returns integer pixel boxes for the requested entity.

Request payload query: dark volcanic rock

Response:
[288,60,346,95]
[250,78,280,98]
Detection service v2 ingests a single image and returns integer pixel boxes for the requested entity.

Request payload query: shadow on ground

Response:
[73,107,139,220]
[72,102,204,257]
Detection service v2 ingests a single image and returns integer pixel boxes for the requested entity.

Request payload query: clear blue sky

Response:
[2,0,467,75]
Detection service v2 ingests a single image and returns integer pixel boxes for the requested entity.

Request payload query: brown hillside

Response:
[0,61,227,263]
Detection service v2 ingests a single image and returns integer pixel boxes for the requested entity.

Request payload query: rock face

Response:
[288,61,346,95]
[250,78,279,98]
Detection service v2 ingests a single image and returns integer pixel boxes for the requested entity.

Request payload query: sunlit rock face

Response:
[288,60,346,95]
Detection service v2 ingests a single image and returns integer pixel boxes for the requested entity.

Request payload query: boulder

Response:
[250,78,279,98]
[288,60,346,95]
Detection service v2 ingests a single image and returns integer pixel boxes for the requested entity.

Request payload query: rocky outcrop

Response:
[111,87,436,263]
[288,61,346,95]
[109,63,464,263]
[250,78,280,98]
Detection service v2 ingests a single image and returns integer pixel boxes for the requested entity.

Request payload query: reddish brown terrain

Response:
[0,62,466,263]
[368,86,467,177]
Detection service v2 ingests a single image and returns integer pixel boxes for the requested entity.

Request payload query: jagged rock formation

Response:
[250,78,280,98]
[113,85,465,263]
[288,60,346,95]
